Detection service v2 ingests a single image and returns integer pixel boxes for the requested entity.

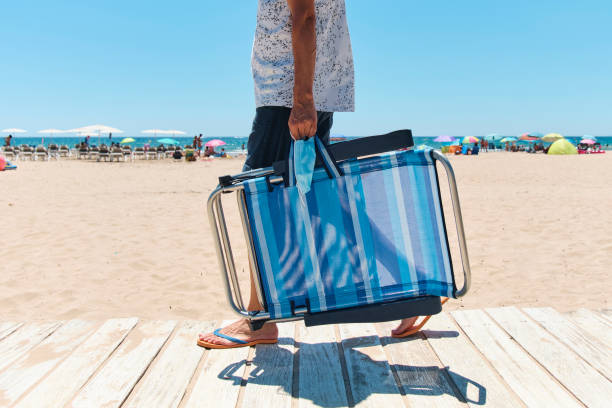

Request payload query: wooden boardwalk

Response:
[0,307,610,407]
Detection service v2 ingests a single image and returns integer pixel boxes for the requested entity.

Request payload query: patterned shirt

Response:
[252,0,355,112]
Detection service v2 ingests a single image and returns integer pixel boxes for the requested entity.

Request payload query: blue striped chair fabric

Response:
[243,149,456,320]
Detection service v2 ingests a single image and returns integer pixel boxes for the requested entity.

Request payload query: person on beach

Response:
[4,134,12,146]
[198,0,423,348]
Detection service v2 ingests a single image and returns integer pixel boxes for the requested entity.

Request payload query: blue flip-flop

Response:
[197,328,278,349]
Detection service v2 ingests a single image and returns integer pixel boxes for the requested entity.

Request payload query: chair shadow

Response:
[215,333,486,407]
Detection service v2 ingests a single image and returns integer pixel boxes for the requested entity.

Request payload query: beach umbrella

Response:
[120,137,135,144]
[528,132,544,137]
[519,134,539,141]
[462,136,479,144]
[500,137,517,143]
[548,139,577,155]
[166,130,186,137]
[2,128,27,134]
[157,138,180,145]
[434,135,455,142]
[141,129,169,137]
[69,124,123,145]
[205,139,226,147]
[582,135,596,140]
[542,133,563,142]
[37,129,65,145]
[579,139,596,145]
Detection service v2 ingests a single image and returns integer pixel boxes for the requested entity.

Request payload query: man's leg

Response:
[198,107,334,347]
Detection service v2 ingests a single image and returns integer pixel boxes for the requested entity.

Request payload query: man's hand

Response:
[289,99,317,140]
[287,0,316,140]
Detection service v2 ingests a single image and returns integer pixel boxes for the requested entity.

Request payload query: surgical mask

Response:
[293,137,316,202]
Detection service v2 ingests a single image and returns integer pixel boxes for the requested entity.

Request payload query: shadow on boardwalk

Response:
[216,330,486,407]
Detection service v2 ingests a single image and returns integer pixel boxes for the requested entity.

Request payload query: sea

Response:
[6,135,612,153]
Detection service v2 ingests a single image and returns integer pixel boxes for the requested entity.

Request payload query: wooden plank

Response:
[451,309,580,407]
[182,320,249,408]
[338,323,404,407]
[377,320,467,407]
[565,308,612,345]
[0,322,23,342]
[70,320,176,408]
[0,321,63,372]
[296,323,348,408]
[241,322,295,408]
[422,313,523,407]
[524,307,612,379]
[124,321,213,408]
[0,319,97,407]
[17,318,138,407]
[487,307,612,407]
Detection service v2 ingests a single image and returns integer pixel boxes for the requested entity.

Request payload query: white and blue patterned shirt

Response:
[252,0,355,112]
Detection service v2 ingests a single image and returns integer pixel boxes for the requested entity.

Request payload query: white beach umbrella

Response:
[2,128,27,134]
[166,129,186,137]
[37,129,65,145]
[142,129,172,137]
[69,124,123,145]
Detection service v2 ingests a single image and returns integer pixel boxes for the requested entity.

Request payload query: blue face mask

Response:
[293,137,316,200]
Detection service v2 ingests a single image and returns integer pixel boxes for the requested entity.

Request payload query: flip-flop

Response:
[196,328,278,349]
[391,297,449,338]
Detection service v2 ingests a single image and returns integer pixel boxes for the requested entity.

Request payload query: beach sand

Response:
[1,152,610,321]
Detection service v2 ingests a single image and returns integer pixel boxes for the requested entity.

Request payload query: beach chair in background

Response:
[77,145,89,159]
[33,145,49,161]
[165,145,176,158]
[58,145,70,158]
[133,147,145,159]
[145,147,157,160]
[208,131,471,330]
[121,145,133,161]
[48,144,59,159]
[110,146,123,162]
[1,146,17,161]
[88,146,99,160]
[19,145,33,160]
[98,145,110,162]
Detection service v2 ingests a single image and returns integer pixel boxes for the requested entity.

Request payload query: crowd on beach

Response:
[1,133,245,162]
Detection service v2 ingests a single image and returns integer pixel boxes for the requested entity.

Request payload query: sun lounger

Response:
[1,146,17,160]
[209,130,471,329]
[33,146,49,161]
[134,147,145,159]
[98,145,110,162]
[145,147,158,160]
[77,145,89,159]
[58,145,70,158]
[19,145,33,160]
[109,146,123,161]
[165,145,176,158]
[88,146,99,160]
[48,144,59,159]
[121,146,133,161]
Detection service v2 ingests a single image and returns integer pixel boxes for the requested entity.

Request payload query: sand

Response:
[1,152,610,321]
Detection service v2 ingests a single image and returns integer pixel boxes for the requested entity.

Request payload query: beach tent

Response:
[548,139,577,155]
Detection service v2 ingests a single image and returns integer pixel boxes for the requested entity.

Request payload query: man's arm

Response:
[287,0,317,140]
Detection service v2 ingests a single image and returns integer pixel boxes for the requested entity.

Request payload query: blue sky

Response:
[1,0,611,136]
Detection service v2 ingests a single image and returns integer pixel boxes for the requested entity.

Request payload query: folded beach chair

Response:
[208,130,471,329]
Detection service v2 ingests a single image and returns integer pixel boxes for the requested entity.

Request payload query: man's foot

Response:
[391,316,419,337]
[197,319,278,348]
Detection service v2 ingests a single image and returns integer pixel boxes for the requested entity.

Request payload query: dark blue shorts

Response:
[243,106,333,171]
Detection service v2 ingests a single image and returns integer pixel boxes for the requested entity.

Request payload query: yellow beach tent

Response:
[548,139,577,155]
